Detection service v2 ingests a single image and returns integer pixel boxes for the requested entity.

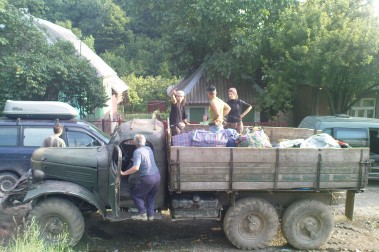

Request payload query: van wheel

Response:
[223,197,279,250]
[27,197,85,246]
[281,200,334,250]
[0,172,19,192]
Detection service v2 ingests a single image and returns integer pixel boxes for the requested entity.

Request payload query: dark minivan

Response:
[299,114,379,180]
[0,100,111,192]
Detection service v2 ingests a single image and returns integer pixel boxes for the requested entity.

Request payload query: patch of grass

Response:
[0,218,74,252]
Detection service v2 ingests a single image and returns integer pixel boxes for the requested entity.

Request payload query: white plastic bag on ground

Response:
[300,133,341,148]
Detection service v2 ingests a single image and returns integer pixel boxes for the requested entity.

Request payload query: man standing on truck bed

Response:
[207,85,231,132]
[120,134,161,221]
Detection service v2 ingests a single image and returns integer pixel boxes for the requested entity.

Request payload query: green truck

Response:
[2,119,370,250]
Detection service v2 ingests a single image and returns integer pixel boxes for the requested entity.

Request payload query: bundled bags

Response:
[172,130,228,147]
[237,127,272,148]
[172,132,193,147]
[225,128,239,147]
[191,130,228,147]
[172,127,349,149]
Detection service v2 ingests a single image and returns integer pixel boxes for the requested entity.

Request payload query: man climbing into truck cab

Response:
[120,134,161,221]
[207,85,231,132]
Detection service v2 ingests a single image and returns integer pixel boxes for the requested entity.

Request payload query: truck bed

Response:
[168,127,370,192]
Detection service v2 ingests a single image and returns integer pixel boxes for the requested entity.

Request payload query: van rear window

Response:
[23,127,52,147]
[0,127,18,146]
[332,128,369,147]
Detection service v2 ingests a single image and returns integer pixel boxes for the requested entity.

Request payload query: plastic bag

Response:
[278,139,305,148]
[300,133,341,148]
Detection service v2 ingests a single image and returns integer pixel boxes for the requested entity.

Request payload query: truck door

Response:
[108,145,122,217]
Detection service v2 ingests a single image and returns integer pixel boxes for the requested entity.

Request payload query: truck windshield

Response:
[88,123,111,144]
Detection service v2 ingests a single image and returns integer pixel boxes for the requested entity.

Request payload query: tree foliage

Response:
[123,74,178,113]
[262,0,379,116]
[0,5,107,115]
[21,0,129,53]
[100,31,171,78]
[121,0,295,79]
[4,0,379,118]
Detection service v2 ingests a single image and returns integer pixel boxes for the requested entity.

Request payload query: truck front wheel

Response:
[27,197,85,246]
[223,197,279,250]
[281,199,334,250]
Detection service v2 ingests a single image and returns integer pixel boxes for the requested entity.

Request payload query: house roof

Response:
[173,67,261,105]
[33,17,128,95]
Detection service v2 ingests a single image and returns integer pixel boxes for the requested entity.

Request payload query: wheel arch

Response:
[24,180,107,217]
[0,170,21,177]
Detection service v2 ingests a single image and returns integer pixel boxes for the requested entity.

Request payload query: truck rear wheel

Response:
[281,199,334,250]
[27,197,85,246]
[0,172,18,192]
[223,197,279,250]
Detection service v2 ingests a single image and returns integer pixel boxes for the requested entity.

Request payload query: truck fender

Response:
[23,180,107,217]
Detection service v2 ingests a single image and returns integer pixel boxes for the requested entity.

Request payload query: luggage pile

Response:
[171,127,270,148]
[172,126,349,149]
[172,129,229,147]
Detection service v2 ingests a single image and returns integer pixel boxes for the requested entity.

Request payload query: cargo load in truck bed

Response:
[168,127,370,192]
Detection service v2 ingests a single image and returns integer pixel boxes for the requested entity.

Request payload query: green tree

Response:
[101,31,171,78]
[28,0,172,78]
[0,0,7,10]
[125,0,295,78]
[55,20,96,51]
[0,5,107,115]
[34,0,129,53]
[9,0,46,16]
[262,0,379,116]
[123,74,178,113]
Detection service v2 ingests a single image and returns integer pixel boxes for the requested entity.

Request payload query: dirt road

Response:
[1,181,379,251]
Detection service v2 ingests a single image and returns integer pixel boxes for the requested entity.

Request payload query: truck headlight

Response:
[33,169,45,181]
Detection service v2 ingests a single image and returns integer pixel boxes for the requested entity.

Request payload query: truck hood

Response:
[31,145,114,191]
[32,147,101,168]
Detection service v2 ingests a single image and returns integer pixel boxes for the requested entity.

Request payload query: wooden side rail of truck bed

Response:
[169,146,370,192]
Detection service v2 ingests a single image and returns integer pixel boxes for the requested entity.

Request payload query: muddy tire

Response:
[0,172,18,192]
[27,197,85,246]
[281,200,334,250]
[223,197,279,250]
